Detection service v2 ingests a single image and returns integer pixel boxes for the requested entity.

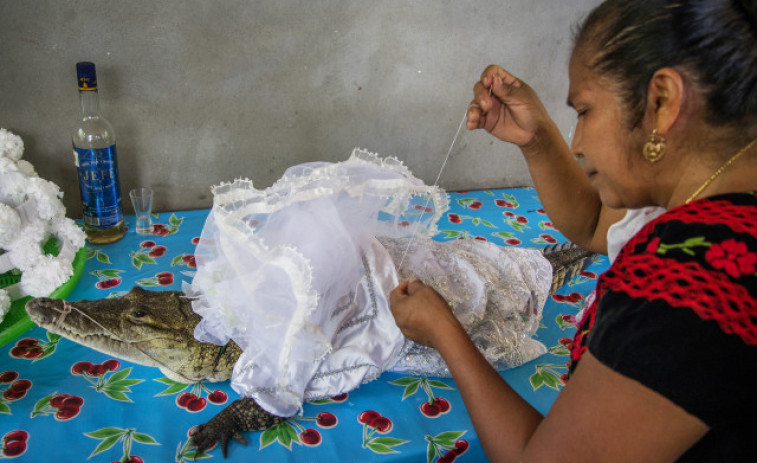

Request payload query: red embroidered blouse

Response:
[568,193,757,461]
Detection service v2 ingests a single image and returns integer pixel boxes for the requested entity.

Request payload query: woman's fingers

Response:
[481,65,523,91]
[468,81,500,130]
[468,66,526,132]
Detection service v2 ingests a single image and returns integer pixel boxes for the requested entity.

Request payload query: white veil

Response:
[187,149,449,416]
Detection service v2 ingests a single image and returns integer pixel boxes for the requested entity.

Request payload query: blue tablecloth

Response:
[0,188,608,462]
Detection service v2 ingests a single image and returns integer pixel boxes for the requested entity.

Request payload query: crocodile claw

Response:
[190,398,287,458]
[192,418,247,458]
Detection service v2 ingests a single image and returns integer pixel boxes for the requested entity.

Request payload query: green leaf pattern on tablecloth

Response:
[0,191,610,461]
[79,366,143,402]
[85,426,159,460]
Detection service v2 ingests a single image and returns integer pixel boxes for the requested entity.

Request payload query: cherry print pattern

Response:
[356,410,409,453]
[71,359,120,377]
[420,397,451,418]
[176,392,207,412]
[148,245,167,257]
[300,428,321,446]
[1,193,605,460]
[164,379,228,414]
[357,410,393,433]
[9,339,43,359]
[1,429,29,457]
[152,224,171,236]
[43,393,85,420]
[156,272,174,286]
[316,412,337,428]
[425,431,469,462]
[539,233,558,244]
[95,278,122,289]
[2,378,31,402]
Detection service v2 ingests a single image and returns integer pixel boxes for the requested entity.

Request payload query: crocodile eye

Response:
[128,307,148,322]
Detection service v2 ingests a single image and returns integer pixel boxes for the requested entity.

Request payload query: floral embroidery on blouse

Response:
[567,193,757,377]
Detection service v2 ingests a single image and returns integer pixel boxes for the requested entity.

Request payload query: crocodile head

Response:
[25,286,239,384]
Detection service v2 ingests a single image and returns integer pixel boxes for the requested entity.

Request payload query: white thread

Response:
[52,299,198,383]
[53,301,72,330]
[396,110,468,270]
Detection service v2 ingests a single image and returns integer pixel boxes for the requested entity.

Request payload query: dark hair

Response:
[574,0,757,129]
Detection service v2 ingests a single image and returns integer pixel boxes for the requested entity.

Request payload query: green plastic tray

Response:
[0,246,87,347]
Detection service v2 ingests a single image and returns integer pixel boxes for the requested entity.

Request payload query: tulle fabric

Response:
[188,148,552,416]
[188,149,448,416]
[382,237,550,376]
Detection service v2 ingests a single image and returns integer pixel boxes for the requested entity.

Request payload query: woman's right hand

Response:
[466,65,555,150]
[389,278,462,349]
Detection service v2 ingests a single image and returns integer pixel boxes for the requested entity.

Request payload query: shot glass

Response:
[129,187,153,234]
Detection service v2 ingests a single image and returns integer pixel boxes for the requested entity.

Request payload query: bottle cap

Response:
[76,62,98,91]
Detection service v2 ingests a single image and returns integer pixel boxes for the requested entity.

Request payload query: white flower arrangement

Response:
[0,128,86,322]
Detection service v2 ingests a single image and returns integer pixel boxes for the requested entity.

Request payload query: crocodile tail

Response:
[542,242,598,295]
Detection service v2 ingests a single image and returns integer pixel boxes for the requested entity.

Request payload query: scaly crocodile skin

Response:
[25,243,595,458]
[191,398,287,457]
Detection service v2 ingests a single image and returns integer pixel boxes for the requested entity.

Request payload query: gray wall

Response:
[1,0,601,216]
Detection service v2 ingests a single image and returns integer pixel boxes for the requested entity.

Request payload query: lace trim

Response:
[232,244,385,409]
[193,149,451,413]
[310,363,379,381]
[382,237,550,375]
[211,148,449,239]
[304,364,382,403]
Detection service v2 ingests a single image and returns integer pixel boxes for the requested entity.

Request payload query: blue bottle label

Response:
[74,145,123,229]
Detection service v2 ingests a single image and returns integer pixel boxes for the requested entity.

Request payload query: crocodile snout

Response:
[25,297,61,324]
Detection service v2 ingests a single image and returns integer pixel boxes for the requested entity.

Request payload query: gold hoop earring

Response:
[642,129,666,163]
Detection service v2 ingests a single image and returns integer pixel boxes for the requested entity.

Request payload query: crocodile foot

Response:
[191,397,287,458]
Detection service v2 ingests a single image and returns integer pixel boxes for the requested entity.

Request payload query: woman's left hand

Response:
[389,278,461,348]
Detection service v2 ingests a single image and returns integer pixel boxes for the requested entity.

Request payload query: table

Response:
[0,188,609,462]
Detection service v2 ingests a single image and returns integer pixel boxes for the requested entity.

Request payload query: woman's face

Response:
[567,49,649,209]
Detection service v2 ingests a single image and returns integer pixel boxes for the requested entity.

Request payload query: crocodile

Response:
[24,286,281,456]
[24,243,595,457]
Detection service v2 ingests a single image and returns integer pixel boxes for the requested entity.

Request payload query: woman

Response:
[390,0,757,461]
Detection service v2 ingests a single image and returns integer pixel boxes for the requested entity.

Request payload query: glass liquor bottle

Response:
[72,61,125,243]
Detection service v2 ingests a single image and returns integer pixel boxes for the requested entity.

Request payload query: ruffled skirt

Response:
[188,149,550,416]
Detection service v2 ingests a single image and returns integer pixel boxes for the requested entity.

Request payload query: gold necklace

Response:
[684,137,757,203]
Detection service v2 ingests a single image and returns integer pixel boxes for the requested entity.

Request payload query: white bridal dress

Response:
[187,149,552,417]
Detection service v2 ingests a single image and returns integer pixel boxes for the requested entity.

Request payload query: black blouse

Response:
[570,193,757,461]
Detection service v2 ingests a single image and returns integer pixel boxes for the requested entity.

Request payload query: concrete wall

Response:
[0,0,601,215]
